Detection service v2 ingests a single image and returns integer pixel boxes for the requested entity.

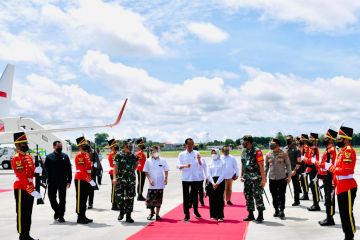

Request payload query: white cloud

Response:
[41,0,165,56]
[0,31,51,66]
[187,22,229,43]
[220,0,360,31]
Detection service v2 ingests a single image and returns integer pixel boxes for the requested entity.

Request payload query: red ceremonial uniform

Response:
[318,145,336,176]
[136,150,146,171]
[108,151,116,175]
[74,151,92,182]
[305,147,319,173]
[11,152,35,194]
[329,146,357,195]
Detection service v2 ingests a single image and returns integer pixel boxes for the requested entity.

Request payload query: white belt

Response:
[76,170,91,173]
[337,175,353,180]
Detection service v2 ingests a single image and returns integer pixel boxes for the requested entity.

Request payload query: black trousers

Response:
[269,178,287,211]
[338,188,357,239]
[208,177,225,219]
[182,181,199,216]
[74,179,90,218]
[48,183,67,218]
[197,180,205,204]
[137,170,146,196]
[110,175,117,208]
[309,168,320,206]
[14,189,34,239]
[291,173,301,203]
[321,174,335,217]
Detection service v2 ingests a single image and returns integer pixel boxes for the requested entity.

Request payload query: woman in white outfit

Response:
[206,149,226,222]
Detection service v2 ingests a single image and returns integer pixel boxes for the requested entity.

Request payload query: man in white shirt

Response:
[143,146,169,221]
[177,138,203,221]
[221,146,239,205]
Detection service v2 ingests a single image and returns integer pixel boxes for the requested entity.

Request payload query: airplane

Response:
[0,64,128,168]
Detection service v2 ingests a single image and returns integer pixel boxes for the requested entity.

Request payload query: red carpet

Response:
[0,189,12,193]
[128,192,249,240]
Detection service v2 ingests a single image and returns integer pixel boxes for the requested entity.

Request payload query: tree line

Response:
[65,132,360,152]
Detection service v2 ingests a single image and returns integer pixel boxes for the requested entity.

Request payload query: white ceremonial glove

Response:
[35,166,42,174]
[31,191,42,199]
[302,172,307,177]
[89,180,96,187]
[301,156,305,161]
[311,157,316,164]
[324,162,332,171]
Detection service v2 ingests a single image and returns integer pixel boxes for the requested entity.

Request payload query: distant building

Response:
[163,142,184,151]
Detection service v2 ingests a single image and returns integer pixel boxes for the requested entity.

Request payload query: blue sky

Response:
[1,0,360,143]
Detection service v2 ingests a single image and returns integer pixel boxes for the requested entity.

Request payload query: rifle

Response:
[34,144,47,205]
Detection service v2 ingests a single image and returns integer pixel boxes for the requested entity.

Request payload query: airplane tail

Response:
[0,64,15,117]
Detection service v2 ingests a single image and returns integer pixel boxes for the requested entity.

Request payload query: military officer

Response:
[74,136,96,224]
[12,132,41,240]
[113,139,138,223]
[283,135,302,206]
[315,128,337,226]
[304,132,321,211]
[108,139,119,210]
[240,135,266,223]
[326,126,357,240]
[136,138,147,201]
[299,134,310,201]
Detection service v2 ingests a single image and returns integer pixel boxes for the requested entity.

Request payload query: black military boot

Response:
[300,194,309,200]
[118,210,124,221]
[243,211,255,221]
[137,195,146,201]
[307,205,321,211]
[278,210,285,220]
[126,213,135,223]
[255,211,264,223]
[319,216,335,226]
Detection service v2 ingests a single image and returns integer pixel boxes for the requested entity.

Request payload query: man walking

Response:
[44,141,72,223]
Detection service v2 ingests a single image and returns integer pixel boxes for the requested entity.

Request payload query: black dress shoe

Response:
[137,195,146,201]
[227,201,233,206]
[88,205,93,209]
[156,215,162,221]
[319,217,335,226]
[194,212,202,218]
[307,205,321,211]
[279,211,285,220]
[111,205,120,211]
[58,217,65,223]
[54,212,59,220]
[84,217,93,223]
[292,202,300,206]
[273,211,279,217]
[77,218,89,224]
[184,215,190,222]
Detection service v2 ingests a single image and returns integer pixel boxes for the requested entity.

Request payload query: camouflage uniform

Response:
[241,147,265,212]
[114,151,138,214]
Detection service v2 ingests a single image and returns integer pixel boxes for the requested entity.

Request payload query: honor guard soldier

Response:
[113,139,139,223]
[240,135,266,223]
[325,126,357,240]
[315,129,337,226]
[284,135,302,206]
[136,138,147,201]
[299,134,310,200]
[304,132,321,211]
[108,139,120,210]
[74,136,97,224]
[12,132,41,240]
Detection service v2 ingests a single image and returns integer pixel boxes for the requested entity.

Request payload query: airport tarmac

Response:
[0,156,359,240]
